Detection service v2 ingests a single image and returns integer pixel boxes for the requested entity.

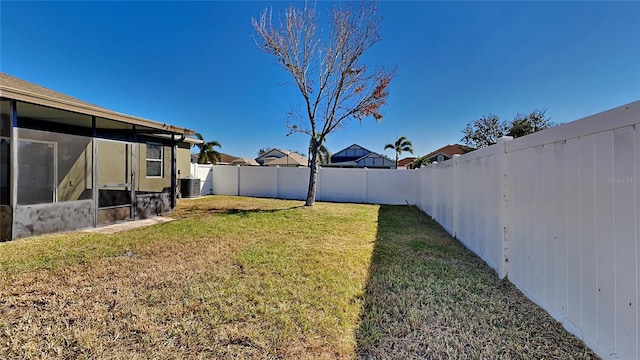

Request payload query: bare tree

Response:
[253,1,395,206]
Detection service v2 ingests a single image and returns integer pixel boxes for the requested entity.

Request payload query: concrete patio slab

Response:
[83,217,175,234]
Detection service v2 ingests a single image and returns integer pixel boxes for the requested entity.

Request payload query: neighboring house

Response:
[397,157,417,169]
[230,158,259,166]
[329,144,395,169]
[0,72,197,241]
[423,144,475,163]
[255,148,308,167]
[191,152,240,165]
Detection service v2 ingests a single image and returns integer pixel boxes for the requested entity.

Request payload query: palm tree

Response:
[411,156,430,169]
[384,136,414,169]
[194,133,222,164]
[308,136,332,166]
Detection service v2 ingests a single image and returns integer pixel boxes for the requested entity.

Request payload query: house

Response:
[255,149,307,167]
[329,144,395,169]
[191,152,243,165]
[0,72,198,240]
[397,157,417,169]
[230,158,259,166]
[423,144,475,163]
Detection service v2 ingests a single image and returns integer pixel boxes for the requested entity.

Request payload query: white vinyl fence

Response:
[191,101,639,359]
[191,164,419,205]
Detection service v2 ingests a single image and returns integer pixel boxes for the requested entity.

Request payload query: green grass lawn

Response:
[0,196,596,359]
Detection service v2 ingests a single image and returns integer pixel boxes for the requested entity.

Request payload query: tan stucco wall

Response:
[136,142,171,192]
[18,127,93,202]
[177,145,192,178]
[97,140,130,185]
[58,141,92,201]
[97,141,173,193]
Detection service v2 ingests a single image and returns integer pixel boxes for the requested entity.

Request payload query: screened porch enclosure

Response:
[0,98,180,240]
[1,100,10,241]
[97,140,133,225]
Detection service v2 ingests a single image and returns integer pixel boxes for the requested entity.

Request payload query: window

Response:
[146,143,163,177]
[437,154,444,163]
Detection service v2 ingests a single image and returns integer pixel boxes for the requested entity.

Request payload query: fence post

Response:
[209,165,214,195]
[364,167,368,203]
[316,166,321,201]
[497,136,513,279]
[236,165,241,196]
[431,162,438,218]
[452,154,461,238]
[276,166,280,199]
[419,167,426,212]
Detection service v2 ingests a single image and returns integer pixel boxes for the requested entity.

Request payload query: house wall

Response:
[0,101,10,241]
[136,142,172,193]
[135,192,170,219]
[255,149,285,165]
[1,91,188,238]
[17,127,93,203]
[96,139,132,224]
[194,101,640,359]
[332,144,370,162]
[13,200,94,238]
[96,141,173,219]
[357,155,394,168]
[1,101,10,209]
[177,144,191,178]
[134,143,173,218]
[10,104,180,236]
[97,140,173,193]
[97,140,130,186]
[0,205,10,241]
[12,125,95,238]
[57,141,93,202]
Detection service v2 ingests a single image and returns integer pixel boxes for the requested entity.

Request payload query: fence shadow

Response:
[354,205,594,359]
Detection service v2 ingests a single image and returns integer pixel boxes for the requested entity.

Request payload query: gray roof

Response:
[0,72,194,136]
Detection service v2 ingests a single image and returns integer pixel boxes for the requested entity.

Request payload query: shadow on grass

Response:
[354,205,596,359]
[174,205,304,219]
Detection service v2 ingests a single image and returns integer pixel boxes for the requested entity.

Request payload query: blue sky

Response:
[1,1,638,159]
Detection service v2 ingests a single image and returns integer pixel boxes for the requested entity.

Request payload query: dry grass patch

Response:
[0,196,596,359]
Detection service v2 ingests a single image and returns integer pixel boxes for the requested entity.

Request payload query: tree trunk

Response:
[305,143,319,206]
